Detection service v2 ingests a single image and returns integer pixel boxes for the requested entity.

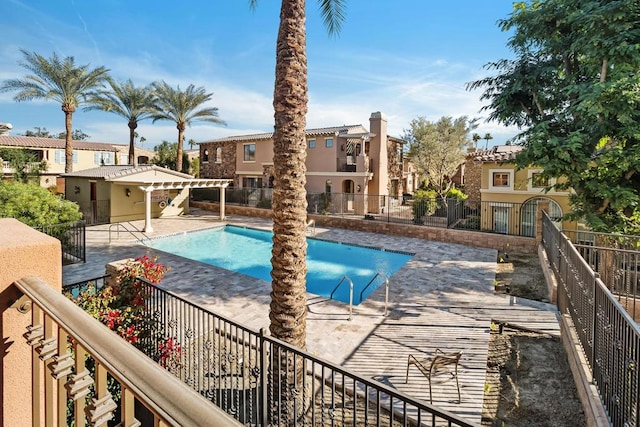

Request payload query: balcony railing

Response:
[63,277,479,427]
[13,275,242,426]
[542,212,640,427]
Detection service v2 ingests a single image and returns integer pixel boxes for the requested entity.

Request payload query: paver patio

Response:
[62,209,560,424]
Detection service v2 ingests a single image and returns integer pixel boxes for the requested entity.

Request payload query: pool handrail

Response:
[330,274,354,320]
[359,272,390,317]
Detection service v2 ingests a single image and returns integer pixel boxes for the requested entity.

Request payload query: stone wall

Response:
[192,201,537,254]
[200,141,237,183]
[463,156,482,201]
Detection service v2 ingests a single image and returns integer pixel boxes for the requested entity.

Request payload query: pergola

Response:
[110,178,232,233]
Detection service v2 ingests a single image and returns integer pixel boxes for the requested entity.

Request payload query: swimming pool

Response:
[146,225,413,304]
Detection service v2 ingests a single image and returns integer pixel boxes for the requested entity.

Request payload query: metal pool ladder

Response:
[360,273,390,317]
[330,275,354,320]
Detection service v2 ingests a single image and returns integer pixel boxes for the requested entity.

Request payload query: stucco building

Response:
[199,112,406,213]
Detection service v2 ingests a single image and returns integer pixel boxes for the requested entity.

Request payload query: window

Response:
[243,144,256,161]
[492,172,510,187]
[94,152,115,165]
[202,149,209,163]
[531,172,548,188]
[242,177,262,188]
[308,140,316,149]
[55,150,78,164]
[215,147,222,163]
[325,138,333,148]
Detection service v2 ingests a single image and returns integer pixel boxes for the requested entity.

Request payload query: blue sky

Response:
[0,0,518,149]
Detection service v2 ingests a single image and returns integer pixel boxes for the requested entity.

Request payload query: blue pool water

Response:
[146,226,413,305]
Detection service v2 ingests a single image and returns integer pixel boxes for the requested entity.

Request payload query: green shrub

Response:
[0,181,81,227]
[412,190,438,223]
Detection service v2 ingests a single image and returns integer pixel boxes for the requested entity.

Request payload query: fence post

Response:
[591,273,599,371]
[259,328,268,426]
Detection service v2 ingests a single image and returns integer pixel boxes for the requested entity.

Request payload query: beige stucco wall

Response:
[480,162,577,232]
[306,137,338,172]
[0,219,61,427]
[110,185,188,222]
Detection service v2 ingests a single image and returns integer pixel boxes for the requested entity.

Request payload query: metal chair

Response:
[405,349,462,403]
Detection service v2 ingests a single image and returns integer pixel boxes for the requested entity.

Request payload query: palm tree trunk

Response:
[128,121,137,166]
[63,107,75,173]
[176,125,185,172]
[269,0,309,423]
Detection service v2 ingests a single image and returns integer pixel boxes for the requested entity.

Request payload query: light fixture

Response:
[125,188,131,197]
[356,184,361,192]
[74,186,80,194]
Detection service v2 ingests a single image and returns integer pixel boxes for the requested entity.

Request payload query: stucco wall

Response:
[0,219,61,426]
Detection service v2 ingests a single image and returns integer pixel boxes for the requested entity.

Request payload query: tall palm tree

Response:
[472,132,481,149]
[483,132,494,150]
[150,81,225,172]
[86,79,155,166]
[249,0,345,422]
[0,49,109,173]
[250,0,345,351]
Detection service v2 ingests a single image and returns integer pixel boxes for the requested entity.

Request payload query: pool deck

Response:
[63,209,561,425]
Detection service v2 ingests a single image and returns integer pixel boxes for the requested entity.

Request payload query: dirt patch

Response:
[482,253,586,426]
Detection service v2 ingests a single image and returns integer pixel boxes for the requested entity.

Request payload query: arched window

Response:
[202,149,209,162]
[215,147,222,163]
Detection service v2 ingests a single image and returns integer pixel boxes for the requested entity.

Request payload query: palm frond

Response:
[317,0,346,36]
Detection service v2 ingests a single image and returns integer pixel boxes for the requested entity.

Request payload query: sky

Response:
[0,0,520,150]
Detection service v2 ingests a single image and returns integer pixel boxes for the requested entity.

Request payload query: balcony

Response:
[336,155,371,173]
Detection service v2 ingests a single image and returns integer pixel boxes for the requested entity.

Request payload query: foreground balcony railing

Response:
[13,276,241,426]
[64,277,479,427]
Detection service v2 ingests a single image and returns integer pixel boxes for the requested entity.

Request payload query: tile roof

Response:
[199,124,369,144]
[0,135,126,151]
[469,145,523,162]
[62,165,193,180]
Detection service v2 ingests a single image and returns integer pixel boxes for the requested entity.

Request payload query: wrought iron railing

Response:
[64,276,478,426]
[13,276,242,426]
[542,212,640,427]
[192,188,535,238]
[35,220,86,264]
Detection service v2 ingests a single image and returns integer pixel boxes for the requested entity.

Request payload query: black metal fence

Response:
[63,276,478,427]
[192,187,535,237]
[542,213,640,427]
[35,220,86,264]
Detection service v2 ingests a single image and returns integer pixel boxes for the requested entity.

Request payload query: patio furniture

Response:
[405,349,462,404]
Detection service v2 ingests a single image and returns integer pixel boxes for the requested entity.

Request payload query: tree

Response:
[0,148,47,183]
[249,0,345,421]
[56,129,90,141]
[23,127,52,138]
[405,116,472,203]
[22,127,90,140]
[151,141,189,172]
[472,132,481,149]
[482,133,493,150]
[0,181,82,226]
[86,79,155,166]
[468,0,640,233]
[150,81,225,173]
[0,50,109,173]
[187,138,196,151]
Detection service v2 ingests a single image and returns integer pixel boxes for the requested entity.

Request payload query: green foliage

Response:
[22,127,90,140]
[151,140,188,172]
[412,189,438,223]
[405,116,472,199]
[0,148,46,182]
[0,181,81,226]
[469,0,640,233]
[446,187,468,201]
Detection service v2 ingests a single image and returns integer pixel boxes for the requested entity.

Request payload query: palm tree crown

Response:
[150,81,225,172]
[0,49,110,173]
[86,79,155,166]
